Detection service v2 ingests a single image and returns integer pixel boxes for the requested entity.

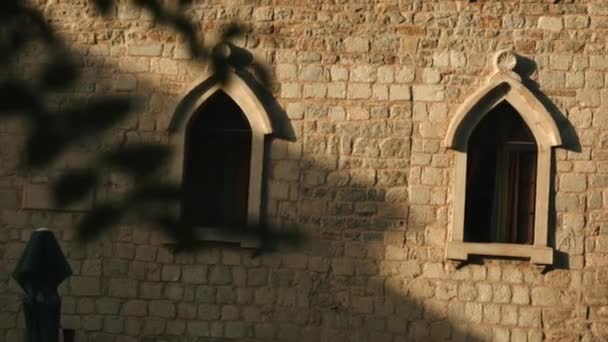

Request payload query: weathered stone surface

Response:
[2,3,607,342]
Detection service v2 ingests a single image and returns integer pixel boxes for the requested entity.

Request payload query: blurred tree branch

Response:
[0,0,291,251]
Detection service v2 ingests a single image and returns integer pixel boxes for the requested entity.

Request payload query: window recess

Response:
[444,49,562,264]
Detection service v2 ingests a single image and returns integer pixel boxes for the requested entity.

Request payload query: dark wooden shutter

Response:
[182,91,252,228]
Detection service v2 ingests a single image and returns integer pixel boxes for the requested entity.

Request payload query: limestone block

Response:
[560,174,587,192]
[285,102,305,120]
[113,74,137,91]
[118,57,150,73]
[186,321,209,337]
[512,285,530,305]
[330,65,348,81]
[70,276,101,296]
[483,304,500,324]
[493,284,511,304]
[343,37,370,53]
[328,106,345,121]
[351,65,376,82]
[422,68,441,84]
[332,258,355,275]
[377,66,394,83]
[276,64,297,80]
[327,82,346,98]
[253,7,273,21]
[303,83,327,98]
[347,106,369,120]
[450,51,466,68]
[299,65,324,81]
[433,52,450,68]
[539,70,566,89]
[538,16,564,31]
[347,83,372,99]
[280,83,302,98]
[0,188,19,210]
[389,84,411,100]
[458,283,476,301]
[518,307,541,328]
[412,85,445,101]
[566,72,584,88]
[149,300,175,318]
[273,161,299,181]
[501,305,518,325]
[464,302,482,323]
[372,84,388,100]
[182,266,207,284]
[395,67,415,83]
[209,266,232,285]
[22,183,93,211]
[590,56,608,70]
[590,2,608,15]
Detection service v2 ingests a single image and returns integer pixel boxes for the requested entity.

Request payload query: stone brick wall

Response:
[2,0,608,341]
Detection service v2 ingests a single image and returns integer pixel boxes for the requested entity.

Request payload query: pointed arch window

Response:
[465,101,537,245]
[183,91,252,228]
[168,73,273,245]
[444,50,561,264]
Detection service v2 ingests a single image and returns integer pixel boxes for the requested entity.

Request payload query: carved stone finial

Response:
[493,49,517,73]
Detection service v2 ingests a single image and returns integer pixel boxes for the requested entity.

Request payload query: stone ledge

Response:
[447,241,553,265]
[195,227,261,249]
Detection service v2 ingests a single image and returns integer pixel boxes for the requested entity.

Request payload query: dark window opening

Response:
[464,101,537,244]
[182,91,251,228]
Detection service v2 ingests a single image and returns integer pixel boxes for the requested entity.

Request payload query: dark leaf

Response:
[52,169,97,207]
[21,6,58,45]
[134,0,161,16]
[64,96,133,135]
[152,215,199,252]
[131,183,182,202]
[102,144,171,176]
[0,80,36,113]
[76,204,123,242]
[40,56,78,90]
[25,123,67,167]
[92,0,114,15]
[251,225,303,257]
[178,0,193,8]
[222,23,245,41]
[172,17,203,59]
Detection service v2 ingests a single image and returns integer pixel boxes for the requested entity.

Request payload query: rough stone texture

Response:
[1,1,608,341]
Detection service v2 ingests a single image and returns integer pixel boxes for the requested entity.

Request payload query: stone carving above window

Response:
[444,49,562,264]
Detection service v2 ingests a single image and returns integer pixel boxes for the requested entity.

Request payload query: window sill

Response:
[447,241,553,264]
[194,227,261,249]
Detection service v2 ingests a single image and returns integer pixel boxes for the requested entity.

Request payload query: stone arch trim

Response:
[444,50,560,264]
[444,72,562,151]
[168,71,273,234]
[170,72,273,136]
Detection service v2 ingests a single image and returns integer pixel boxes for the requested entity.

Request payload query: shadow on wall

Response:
[516,55,582,271]
[3,34,588,342]
[0,40,495,341]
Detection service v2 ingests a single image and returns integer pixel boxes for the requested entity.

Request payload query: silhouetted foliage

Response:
[0,0,292,251]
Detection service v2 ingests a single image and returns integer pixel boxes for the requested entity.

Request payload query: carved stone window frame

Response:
[444,50,562,264]
[168,71,273,246]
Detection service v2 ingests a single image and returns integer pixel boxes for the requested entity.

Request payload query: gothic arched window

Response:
[168,73,273,245]
[464,101,537,245]
[182,91,252,228]
[444,50,562,264]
